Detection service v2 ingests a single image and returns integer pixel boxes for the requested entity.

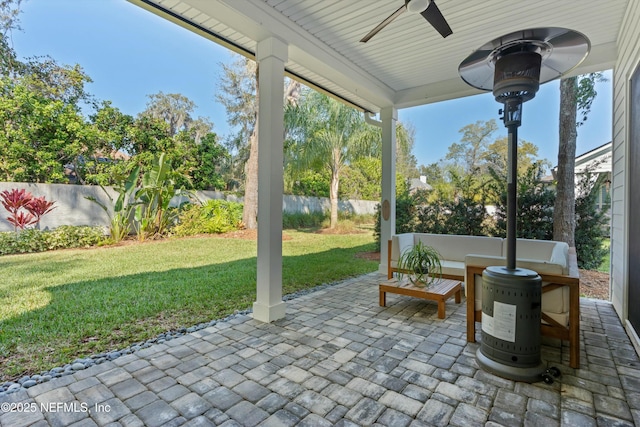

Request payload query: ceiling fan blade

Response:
[421,1,452,38]
[360,4,406,43]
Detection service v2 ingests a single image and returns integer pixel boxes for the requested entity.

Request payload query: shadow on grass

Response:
[0,243,377,378]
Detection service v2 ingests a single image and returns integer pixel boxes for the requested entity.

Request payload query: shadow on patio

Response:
[1,272,638,426]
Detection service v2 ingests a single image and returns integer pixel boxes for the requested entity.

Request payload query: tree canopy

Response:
[421,119,546,205]
[0,70,92,182]
[285,89,376,228]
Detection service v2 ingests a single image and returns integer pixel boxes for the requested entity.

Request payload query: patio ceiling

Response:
[131,0,628,113]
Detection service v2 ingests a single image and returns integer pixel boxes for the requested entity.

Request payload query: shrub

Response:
[46,226,107,250]
[283,211,327,229]
[373,184,491,251]
[575,173,610,269]
[415,197,489,236]
[0,226,106,256]
[413,201,448,235]
[283,210,373,231]
[339,158,382,200]
[373,187,418,251]
[489,164,555,240]
[339,211,375,226]
[172,199,243,236]
[320,211,375,233]
[289,170,330,197]
[0,229,48,255]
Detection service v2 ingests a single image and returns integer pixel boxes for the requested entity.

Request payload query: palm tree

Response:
[285,90,378,228]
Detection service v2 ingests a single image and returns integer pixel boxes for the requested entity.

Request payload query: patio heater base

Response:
[477,266,545,383]
[476,348,546,383]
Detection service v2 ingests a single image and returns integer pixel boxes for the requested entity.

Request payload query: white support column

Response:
[253,37,288,322]
[379,106,397,274]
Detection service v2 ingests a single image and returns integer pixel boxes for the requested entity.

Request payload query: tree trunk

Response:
[328,146,342,229]
[553,77,578,246]
[329,165,339,229]
[242,75,298,230]
[243,120,259,229]
[284,79,301,107]
[242,68,259,230]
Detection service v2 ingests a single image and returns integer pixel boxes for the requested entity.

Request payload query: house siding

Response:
[612,0,640,339]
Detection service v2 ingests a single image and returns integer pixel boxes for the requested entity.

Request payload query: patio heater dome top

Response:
[458,27,590,98]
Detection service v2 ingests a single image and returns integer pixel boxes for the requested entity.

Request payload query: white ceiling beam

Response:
[187,0,396,109]
[393,78,481,110]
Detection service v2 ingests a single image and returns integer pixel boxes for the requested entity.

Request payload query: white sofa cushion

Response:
[509,239,553,260]
[440,260,466,278]
[390,233,415,268]
[550,242,570,273]
[507,239,569,274]
[544,311,569,327]
[513,258,566,276]
[542,286,570,314]
[414,234,503,262]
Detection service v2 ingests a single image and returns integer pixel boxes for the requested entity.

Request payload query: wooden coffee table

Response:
[379,277,462,319]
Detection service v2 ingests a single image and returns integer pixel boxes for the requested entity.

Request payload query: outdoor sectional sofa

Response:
[387,233,581,368]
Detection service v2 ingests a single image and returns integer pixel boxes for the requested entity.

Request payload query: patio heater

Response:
[458,28,590,382]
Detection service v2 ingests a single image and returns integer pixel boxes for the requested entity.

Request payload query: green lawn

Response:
[0,231,377,380]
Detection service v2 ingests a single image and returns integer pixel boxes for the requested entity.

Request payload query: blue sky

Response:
[11,0,612,169]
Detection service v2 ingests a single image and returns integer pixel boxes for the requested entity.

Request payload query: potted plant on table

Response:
[397,241,443,287]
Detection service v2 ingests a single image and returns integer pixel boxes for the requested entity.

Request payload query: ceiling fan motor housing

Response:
[406,0,430,13]
[493,50,542,104]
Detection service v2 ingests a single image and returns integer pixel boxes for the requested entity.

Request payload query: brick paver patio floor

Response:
[2,272,639,426]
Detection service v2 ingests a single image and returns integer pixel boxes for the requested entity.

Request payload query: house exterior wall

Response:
[612,0,640,342]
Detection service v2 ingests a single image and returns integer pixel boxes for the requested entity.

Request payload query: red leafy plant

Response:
[9,210,36,230]
[27,196,57,227]
[0,189,56,232]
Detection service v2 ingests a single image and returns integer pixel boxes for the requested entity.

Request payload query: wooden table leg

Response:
[455,288,461,304]
[437,298,445,319]
[379,289,386,307]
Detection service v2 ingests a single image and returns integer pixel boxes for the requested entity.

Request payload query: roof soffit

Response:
[131,0,629,112]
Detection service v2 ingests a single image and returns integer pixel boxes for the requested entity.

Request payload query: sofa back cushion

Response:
[550,242,570,272]
[390,233,415,266]
[506,239,569,274]
[414,234,503,262]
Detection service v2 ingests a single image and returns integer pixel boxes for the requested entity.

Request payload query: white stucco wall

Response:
[0,183,377,232]
[0,182,117,232]
[611,1,640,334]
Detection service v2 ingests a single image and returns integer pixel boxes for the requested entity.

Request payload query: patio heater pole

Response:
[502,97,522,270]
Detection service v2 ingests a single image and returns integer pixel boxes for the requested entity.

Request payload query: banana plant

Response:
[134,153,184,240]
[85,165,140,242]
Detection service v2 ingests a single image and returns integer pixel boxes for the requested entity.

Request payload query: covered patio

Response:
[2,274,637,426]
[125,0,640,361]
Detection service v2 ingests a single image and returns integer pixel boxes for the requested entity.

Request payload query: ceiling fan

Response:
[360,0,453,43]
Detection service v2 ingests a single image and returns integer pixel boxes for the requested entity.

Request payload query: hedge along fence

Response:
[0,183,378,232]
